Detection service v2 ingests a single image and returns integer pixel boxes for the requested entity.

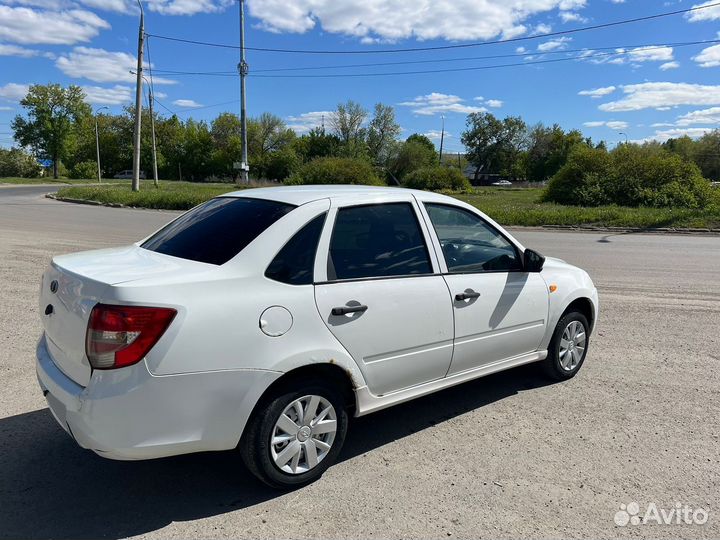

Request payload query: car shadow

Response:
[0,363,555,540]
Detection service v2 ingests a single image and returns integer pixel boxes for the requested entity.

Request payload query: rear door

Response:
[420,202,548,375]
[314,200,454,396]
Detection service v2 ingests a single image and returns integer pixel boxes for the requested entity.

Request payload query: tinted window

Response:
[265,213,326,285]
[425,203,521,273]
[142,197,295,265]
[328,203,432,280]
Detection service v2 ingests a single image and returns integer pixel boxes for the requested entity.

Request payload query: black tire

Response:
[542,310,590,381]
[239,379,349,489]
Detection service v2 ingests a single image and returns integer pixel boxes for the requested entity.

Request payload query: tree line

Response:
[3,83,719,189]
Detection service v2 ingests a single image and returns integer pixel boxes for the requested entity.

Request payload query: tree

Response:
[366,103,401,165]
[248,112,295,157]
[292,127,340,162]
[12,84,91,178]
[329,100,367,146]
[0,147,42,177]
[524,123,585,182]
[388,136,437,182]
[461,113,527,181]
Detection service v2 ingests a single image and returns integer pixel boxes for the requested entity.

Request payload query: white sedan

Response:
[36,185,598,488]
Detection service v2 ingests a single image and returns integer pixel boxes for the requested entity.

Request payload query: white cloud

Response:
[172,99,203,108]
[599,82,720,112]
[0,106,13,111]
[146,0,232,15]
[56,47,176,84]
[537,37,572,52]
[578,86,616,98]
[582,120,628,130]
[0,43,55,58]
[0,6,109,45]
[424,129,451,141]
[659,61,680,71]
[685,0,720,22]
[675,106,720,126]
[82,85,132,105]
[485,99,503,108]
[635,127,716,143]
[286,111,333,133]
[0,83,30,101]
[399,93,486,116]
[693,44,720,68]
[626,46,674,63]
[78,0,134,12]
[559,11,587,23]
[246,0,586,42]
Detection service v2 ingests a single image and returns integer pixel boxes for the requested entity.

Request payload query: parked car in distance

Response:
[36,185,598,488]
[491,180,513,186]
[113,169,146,179]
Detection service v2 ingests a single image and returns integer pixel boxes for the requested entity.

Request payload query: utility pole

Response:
[438,115,445,165]
[619,132,628,145]
[145,78,159,188]
[94,106,109,183]
[237,0,249,185]
[131,0,145,192]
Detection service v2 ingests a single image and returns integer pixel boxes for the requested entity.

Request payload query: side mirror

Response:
[523,248,545,272]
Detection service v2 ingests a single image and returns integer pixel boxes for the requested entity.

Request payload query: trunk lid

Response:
[40,245,213,387]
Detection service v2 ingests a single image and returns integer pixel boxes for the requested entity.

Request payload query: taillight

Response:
[85,304,177,369]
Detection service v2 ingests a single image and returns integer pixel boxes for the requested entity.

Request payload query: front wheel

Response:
[542,311,590,381]
[240,381,349,489]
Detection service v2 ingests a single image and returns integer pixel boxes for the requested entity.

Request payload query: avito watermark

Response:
[614,502,709,527]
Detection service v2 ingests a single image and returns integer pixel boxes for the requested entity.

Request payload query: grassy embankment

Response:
[0,177,98,185]
[53,182,720,229]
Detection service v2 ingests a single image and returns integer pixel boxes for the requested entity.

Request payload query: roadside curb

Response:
[46,193,125,208]
[46,194,720,235]
[511,224,720,236]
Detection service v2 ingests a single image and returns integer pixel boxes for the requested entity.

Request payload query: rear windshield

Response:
[141,197,295,265]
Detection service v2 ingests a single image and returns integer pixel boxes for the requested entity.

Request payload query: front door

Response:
[314,202,454,396]
[422,202,548,375]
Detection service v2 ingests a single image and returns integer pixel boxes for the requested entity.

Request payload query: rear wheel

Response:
[240,381,349,489]
[542,311,590,380]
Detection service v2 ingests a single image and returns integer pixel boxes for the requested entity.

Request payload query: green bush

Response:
[543,144,715,208]
[69,160,97,180]
[285,157,383,186]
[0,148,42,178]
[403,165,471,192]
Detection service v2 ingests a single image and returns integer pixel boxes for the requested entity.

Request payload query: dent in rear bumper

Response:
[36,334,282,460]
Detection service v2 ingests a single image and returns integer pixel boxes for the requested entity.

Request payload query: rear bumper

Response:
[36,334,282,460]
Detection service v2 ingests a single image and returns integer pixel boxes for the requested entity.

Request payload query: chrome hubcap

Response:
[270,395,337,475]
[559,320,586,371]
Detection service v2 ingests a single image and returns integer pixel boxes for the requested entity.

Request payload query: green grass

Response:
[56,181,243,210]
[458,188,720,229]
[55,183,720,229]
[0,177,99,185]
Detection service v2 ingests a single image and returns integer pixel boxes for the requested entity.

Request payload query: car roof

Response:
[219,184,457,206]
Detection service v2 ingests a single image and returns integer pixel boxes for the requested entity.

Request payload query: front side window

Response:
[328,203,432,280]
[265,213,327,285]
[142,197,295,265]
[425,203,522,273]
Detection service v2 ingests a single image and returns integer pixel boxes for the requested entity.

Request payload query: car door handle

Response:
[331,304,368,316]
[455,291,481,301]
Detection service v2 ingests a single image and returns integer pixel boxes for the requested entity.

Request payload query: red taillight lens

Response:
[85,304,177,369]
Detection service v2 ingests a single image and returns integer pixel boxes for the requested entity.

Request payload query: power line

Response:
[146,2,720,55]
[153,97,177,116]
[149,39,720,76]
[146,41,720,80]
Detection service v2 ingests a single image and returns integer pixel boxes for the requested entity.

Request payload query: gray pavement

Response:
[1,186,718,539]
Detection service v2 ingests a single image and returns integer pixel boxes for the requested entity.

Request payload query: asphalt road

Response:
[1,185,718,539]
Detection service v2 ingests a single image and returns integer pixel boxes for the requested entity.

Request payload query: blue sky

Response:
[1,0,720,151]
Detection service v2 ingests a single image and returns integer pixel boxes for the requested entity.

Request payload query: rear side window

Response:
[265,213,326,285]
[142,197,295,265]
[328,203,432,281]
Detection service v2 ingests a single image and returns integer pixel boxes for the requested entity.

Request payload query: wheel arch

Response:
[238,362,358,448]
[563,296,595,333]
